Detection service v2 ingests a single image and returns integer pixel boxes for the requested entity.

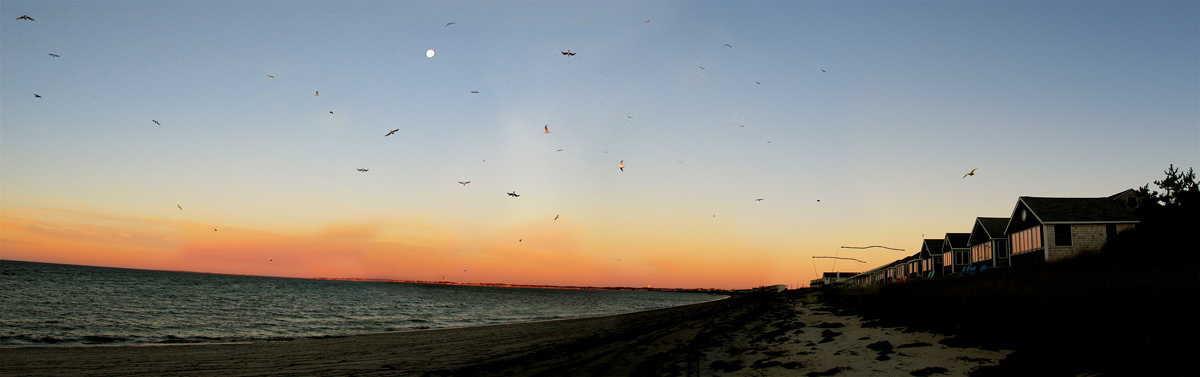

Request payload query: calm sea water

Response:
[0,260,724,346]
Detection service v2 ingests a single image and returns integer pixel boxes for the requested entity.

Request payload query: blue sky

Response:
[2,1,1197,288]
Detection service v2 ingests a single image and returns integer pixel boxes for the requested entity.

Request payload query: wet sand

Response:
[1,294,1009,376]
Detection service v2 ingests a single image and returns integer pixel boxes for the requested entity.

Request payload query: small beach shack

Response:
[918,239,945,278]
[968,217,1011,268]
[809,272,859,288]
[1003,191,1140,265]
[941,233,972,276]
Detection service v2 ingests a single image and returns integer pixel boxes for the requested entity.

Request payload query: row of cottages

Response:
[845,190,1141,287]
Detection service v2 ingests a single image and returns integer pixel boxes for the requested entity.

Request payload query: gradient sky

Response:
[2,1,1197,289]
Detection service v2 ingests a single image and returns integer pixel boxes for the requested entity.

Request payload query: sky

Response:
[2,1,1197,290]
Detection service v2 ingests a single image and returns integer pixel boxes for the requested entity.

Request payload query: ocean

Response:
[0,260,724,346]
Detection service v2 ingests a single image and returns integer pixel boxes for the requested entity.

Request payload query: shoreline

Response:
[0,294,1011,377]
[0,295,732,350]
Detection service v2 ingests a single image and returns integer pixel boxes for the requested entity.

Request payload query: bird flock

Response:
[11,12,984,261]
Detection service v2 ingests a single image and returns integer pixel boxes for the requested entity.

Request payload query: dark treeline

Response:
[822,165,1199,377]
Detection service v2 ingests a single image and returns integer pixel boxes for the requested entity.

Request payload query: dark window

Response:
[1055,224,1072,246]
[1106,224,1117,240]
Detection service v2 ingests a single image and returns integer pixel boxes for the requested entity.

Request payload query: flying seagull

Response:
[357,168,369,172]
[561,50,576,56]
[267,75,274,78]
[821,70,826,73]
[841,245,906,251]
[962,168,978,179]
[556,149,564,152]
[152,120,161,125]
[315,91,319,96]
[329,111,334,114]
[470,90,479,94]
[34,94,41,98]
[699,66,705,70]
[544,125,550,134]
[177,204,183,210]
[619,160,624,171]
[445,22,455,27]
[507,191,520,197]
[48,53,59,58]
[755,198,764,201]
[723,44,732,48]
[385,129,399,137]
[459,181,470,186]
[17,15,34,21]
[554,215,559,221]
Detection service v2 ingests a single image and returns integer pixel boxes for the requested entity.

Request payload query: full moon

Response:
[426,49,435,58]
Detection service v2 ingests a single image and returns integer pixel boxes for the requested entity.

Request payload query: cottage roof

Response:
[969,217,1009,246]
[920,239,944,257]
[1019,196,1140,223]
[943,233,971,249]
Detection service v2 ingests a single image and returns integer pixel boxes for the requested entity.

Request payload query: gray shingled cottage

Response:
[968,217,1010,268]
[1003,191,1140,265]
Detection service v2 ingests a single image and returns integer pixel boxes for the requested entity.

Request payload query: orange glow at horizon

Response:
[1,204,806,289]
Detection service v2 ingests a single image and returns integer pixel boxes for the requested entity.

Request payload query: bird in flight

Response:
[724,44,732,48]
[48,53,59,58]
[619,160,624,171]
[445,22,455,27]
[34,94,41,98]
[267,75,274,78]
[821,69,827,73]
[561,50,576,56]
[315,91,319,96]
[152,120,161,125]
[962,168,978,179]
[554,215,559,221]
[556,149,564,152]
[470,90,479,94]
[459,181,470,186]
[544,125,550,134]
[17,15,34,21]
[385,129,399,137]
[357,168,369,172]
[508,191,520,197]
[755,198,764,201]
[177,204,183,210]
[699,66,706,70]
[329,111,334,114]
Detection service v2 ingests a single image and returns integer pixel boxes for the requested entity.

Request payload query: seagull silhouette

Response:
[459,181,470,186]
[445,22,455,27]
[357,168,369,172]
[48,53,59,58]
[34,94,41,98]
[962,168,978,179]
[508,191,520,197]
[724,44,732,48]
[544,125,550,134]
[385,129,399,137]
[554,215,559,221]
[177,204,183,210]
[329,111,334,114]
[17,15,34,21]
[755,198,764,201]
[315,91,319,96]
[152,120,161,125]
[470,90,479,94]
[561,50,576,56]
[267,75,274,78]
[619,160,624,171]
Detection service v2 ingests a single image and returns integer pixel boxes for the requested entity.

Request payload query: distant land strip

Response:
[311,277,730,293]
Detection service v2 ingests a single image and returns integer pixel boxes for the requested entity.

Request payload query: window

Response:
[1055,224,1072,246]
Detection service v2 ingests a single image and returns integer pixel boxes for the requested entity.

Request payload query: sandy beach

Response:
[1,294,1009,377]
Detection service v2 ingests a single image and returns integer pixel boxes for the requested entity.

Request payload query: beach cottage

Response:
[918,239,945,278]
[968,217,1011,269]
[941,233,971,276]
[1003,192,1140,265]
